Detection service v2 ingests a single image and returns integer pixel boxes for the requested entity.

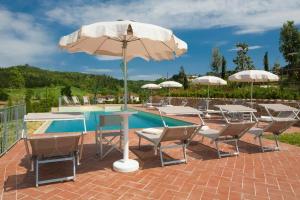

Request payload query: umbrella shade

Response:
[228,70,279,82]
[229,70,279,103]
[192,76,227,85]
[141,83,161,89]
[159,81,183,88]
[59,20,187,110]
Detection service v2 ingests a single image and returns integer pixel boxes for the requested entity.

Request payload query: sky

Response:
[0,0,300,80]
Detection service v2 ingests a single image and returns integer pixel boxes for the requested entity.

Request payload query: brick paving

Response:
[1,105,300,200]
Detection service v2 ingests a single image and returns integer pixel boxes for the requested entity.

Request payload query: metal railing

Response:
[0,104,26,156]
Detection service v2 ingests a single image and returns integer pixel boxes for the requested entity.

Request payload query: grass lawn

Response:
[264,133,300,147]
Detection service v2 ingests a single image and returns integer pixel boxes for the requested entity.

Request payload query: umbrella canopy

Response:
[141,83,161,89]
[192,76,227,112]
[159,81,183,88]
[229,70,279,103]
[192,76,227,86]
[228,70,279,82]
[59,20,187,109]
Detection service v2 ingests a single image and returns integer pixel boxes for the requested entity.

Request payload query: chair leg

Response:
[274,134,280,151]
[72,155,76,181]
[159,147,164,167]
[183,144,187,163]
[215,141,221,159]
[234,140,239,155]
[35,159,39,187]
[100,136,103,159]
[258,136,264,152]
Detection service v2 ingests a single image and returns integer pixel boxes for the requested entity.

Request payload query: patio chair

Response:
[248,117,298,151]
[25,132,83,187]
[181,98,188,106]
[135,125,201,166]
[198,122,256,158]
[62,96,71,105]
[72,96,81,105]
[83,96,90,104]
[95,115,123,159]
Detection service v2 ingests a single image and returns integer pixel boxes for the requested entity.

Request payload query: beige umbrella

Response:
[229,70,279,103]
[59,20,187,173]
[141,83,161,104]
[159,81,183,104]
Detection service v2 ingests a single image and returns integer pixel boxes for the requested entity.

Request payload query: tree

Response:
[221,56,227,79]
[61,85,72,97]
[233,42,255,71]
[272,60,281,75]
[210,48,222,74]
[263,52,269,71]
[172,66,189,90]
[0,89,8,101]
[279,21,300,75]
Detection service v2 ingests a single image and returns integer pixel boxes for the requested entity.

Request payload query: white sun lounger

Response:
[135,125,201,166]
[62,96,71,105]
[83,96,90,104]
[72,96,81,105]
[258,103,300,121]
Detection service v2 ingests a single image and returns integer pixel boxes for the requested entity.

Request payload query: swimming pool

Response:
[45,110,192,133]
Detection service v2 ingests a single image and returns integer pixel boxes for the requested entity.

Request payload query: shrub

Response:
[0,89,9,101]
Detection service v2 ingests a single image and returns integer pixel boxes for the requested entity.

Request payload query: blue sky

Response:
[0,0,300,80]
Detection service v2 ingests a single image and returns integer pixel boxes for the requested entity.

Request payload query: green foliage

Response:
[272,60,281,75]
[233,43,255,71]
[264,133,300,147]
[210,48,222,74]
[0,89,9,101]
[221,56,227,79]
[279,21,300,68]
[263,52,269,71]
[171,66,189,90]
[61,85,72,97]
[0,68,25,88]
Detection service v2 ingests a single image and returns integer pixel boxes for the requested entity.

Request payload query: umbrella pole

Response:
[207,85,209,110]
[250,81,253,104]
[122,41,128,110]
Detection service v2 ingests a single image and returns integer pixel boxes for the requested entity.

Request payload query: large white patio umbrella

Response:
[59,20,187,173]
[229,70,279,103]
[141,83,161,103]
[159,81,182,104]
[192,76,227,115]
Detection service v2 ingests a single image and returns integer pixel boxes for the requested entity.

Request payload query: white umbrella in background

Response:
[192,76,227,116]
[59,20,187,173]
[159,81,183,105]
[141,83,161,104]
[229,70,279,103]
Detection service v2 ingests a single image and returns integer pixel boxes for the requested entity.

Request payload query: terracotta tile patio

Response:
[1,105,300,200]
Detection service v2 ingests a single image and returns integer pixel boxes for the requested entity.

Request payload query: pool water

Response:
[46,110,192,133]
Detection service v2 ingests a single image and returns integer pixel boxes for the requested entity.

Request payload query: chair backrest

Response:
[72,96,80,104]
[63,96,70,104]
[219,122,256,138]
[277,111,296,118]
[264,118,297,135]
[99,115,122,128]
[83,96,89,104]
[28,133,81,158]
[159,125,200,143]
[198,99,207,110]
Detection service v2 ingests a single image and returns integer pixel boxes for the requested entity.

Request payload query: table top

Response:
[215,105,257,113]
[24,112,85,121]
[259,104,299,112]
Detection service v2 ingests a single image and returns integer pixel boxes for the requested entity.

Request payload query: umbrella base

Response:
[113,159,139,173]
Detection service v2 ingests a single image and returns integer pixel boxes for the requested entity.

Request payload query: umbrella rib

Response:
[93,37,110,53]
[138,39,152,59]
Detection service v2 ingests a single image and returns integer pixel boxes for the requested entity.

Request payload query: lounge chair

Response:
[72,96,81,105]
[198,122,256,158]
[249,117,298,151]
[135,125,201,166]
[83,96,90,104]
[95,115,123,159]
[62,96,71,105]
[25,132,83,187]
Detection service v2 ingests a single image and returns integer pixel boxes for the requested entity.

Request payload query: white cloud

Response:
[228,45,263,51]
[0,8,56,67]
[46,0,300,34]
[129,74,162,81]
